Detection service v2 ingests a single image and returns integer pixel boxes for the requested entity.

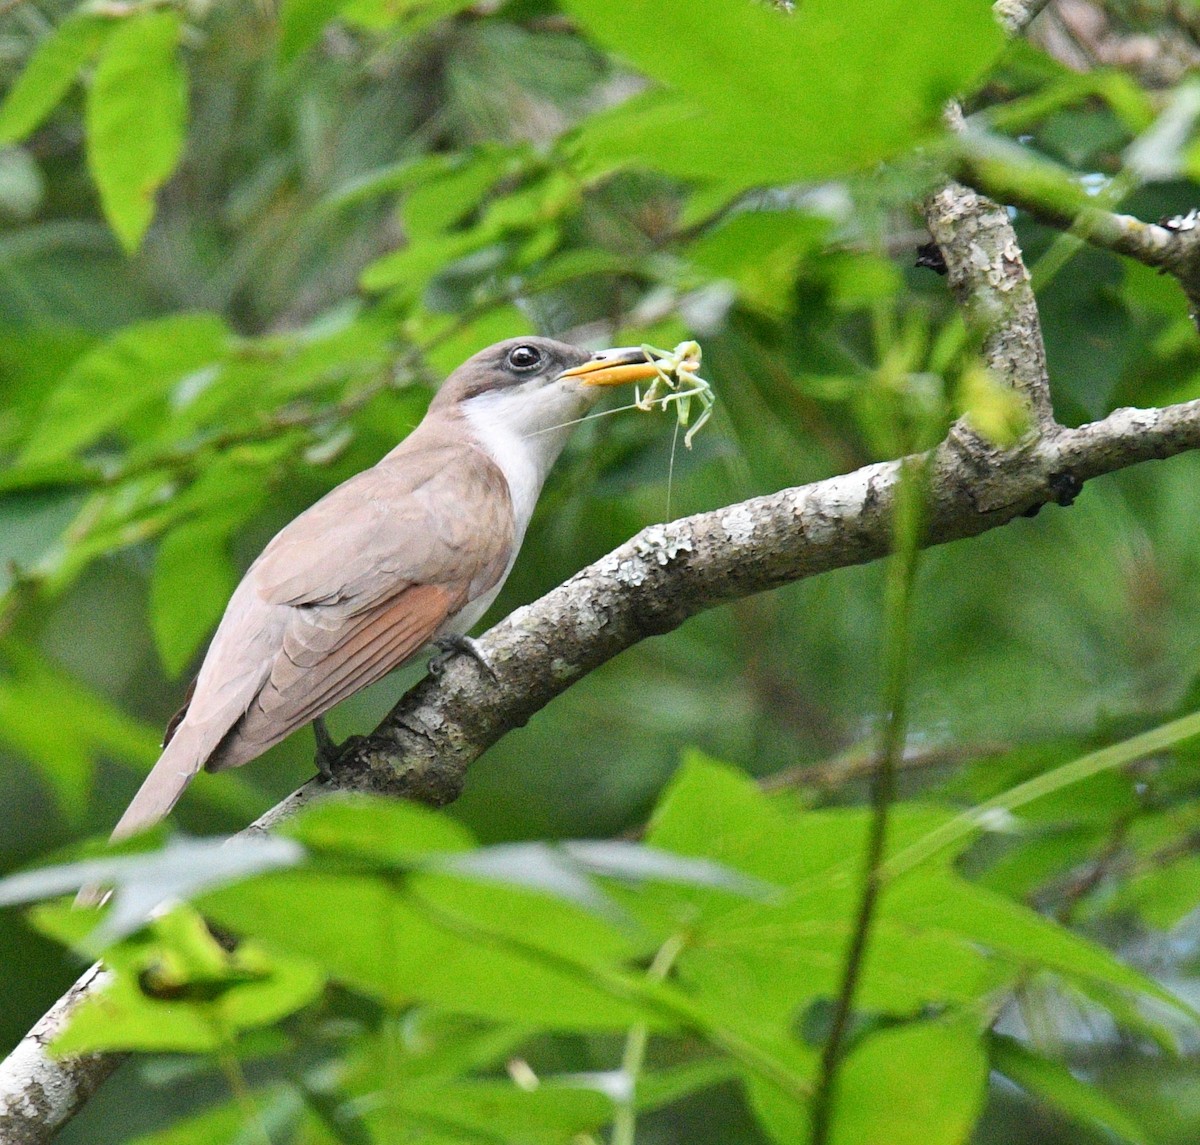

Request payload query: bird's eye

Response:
[507,344,543,372]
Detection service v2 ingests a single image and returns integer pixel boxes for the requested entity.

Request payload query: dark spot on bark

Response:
[915,241,948,275]
[1048,471,1083,506]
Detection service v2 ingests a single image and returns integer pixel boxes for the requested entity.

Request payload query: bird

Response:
[109,336,661,841]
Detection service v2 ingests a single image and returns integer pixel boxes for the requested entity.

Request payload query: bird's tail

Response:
[109,720,217,841]
[76,727,215,907]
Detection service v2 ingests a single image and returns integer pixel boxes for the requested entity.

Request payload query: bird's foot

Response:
[428,634,498,681]
[312,716,360,781]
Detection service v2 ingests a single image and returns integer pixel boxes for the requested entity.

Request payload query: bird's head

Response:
[430,336,665,446]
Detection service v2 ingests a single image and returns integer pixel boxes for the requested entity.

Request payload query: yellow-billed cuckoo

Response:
[110,337,661,840]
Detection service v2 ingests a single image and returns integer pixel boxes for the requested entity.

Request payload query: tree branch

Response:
[992,0,1055,37]
[924,172,1056,427]
[952,136,1200,319]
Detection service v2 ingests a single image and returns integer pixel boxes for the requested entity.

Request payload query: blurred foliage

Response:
[2,0,1200,1142]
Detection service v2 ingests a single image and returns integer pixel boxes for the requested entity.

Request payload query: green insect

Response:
[634,340,715,449]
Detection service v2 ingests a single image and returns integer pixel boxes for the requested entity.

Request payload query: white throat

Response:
[459,381,592,539]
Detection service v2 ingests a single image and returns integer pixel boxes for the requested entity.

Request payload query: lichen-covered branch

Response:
[992,0,1054,36]
[923,176,1056,427]
[0,964,119,1145]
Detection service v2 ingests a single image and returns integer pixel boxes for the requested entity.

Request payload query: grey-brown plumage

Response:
[110,337,662,840]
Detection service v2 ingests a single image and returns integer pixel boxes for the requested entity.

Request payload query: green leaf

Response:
[85,10,187,253]
[401,146,519,239]
[284,795,476,862]
[1114,854,1200,930]
[639,757,997,1028]
[888,873,1196,1018]
[51,905,324,1054]
[829,1018,987,1145]
[200,869,655,1028]
[150,516,239,678]
[990,1034,1148,1145]
[0,488,85,596]
[563,0,1004,191]
[360,229,489,296]
[744,1066,811,1145]
[19,314,229,465]
[0,14,115,144]
[0,834,305,947]
[0,641,159,820]
[278,0,345,63]
[364,1077,612,1141]
[687,211,830,313]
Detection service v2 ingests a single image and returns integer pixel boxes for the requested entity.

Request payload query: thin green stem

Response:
[808,458,925,1145]
[883,707,1200,880]
[610,934,686,1145]
[216,1043,272,1145]
[1027,169,1142,294]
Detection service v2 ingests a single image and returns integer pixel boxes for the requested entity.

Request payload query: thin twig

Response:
[611,934,685,1145]
[807,460,926,1145]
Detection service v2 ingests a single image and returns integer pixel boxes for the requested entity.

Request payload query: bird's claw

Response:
[428,634,498,681]
[313,716,351,781]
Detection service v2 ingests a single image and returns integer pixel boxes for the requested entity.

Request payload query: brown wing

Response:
[205,582,462,771]
[199,430,515,772]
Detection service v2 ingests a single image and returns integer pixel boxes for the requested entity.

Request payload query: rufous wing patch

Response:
[204,583,462,771]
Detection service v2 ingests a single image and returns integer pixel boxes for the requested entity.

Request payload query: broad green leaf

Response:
[402,146,520,239]
[0,14,114,144]
[85,10,187,253]
[51,906,324,1054]
[830,1018,987,1145]
[990,1034,1148,1145]
[0,488,85,596]
[150,516,238,678]
[19,314,229,465]
[360,229,489,296]
[200,869,656,1028]
[744,1067,811,1145]
[563,0,1004,191]
[125,1093,300,1145]
[0,324,95,443]
[687,211,830,313]
[1114,855,1200,930]
[888,873,1196,1018]
[644,755,1186,1027]
[0,641,158,820]
[284,795,475,862]
[640,757,997,1021]
[646,753,967,888]
[365,1077,611,1141]
[0,835,305,946]
[318,153,457,213]
[635,1057,739,1111]
[339,0,473,34]
[278,0,345,64]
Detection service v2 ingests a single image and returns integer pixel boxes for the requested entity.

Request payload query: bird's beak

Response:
[558,347,666,388]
